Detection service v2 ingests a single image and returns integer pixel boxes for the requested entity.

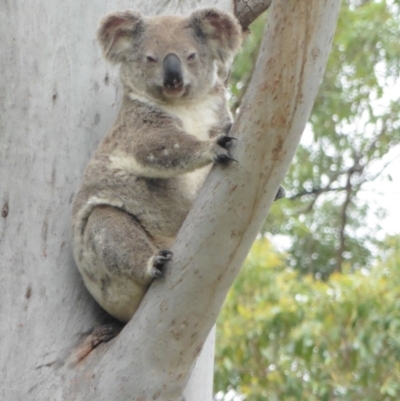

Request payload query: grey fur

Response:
[72,9,243,322]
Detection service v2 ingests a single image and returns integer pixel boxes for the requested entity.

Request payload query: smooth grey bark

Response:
[0,0,339,400]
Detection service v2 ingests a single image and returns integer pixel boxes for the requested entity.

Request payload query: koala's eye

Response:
[146,55,157,63]
[187,53,196,61]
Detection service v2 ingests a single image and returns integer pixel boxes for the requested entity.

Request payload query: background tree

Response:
[0,0,340,400]
[215,1,400,398]
[229,0,400,278]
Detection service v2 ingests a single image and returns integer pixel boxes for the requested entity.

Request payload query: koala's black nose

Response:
[163,53,183,89]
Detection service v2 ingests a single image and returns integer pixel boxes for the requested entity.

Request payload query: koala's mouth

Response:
[162,84,186,98]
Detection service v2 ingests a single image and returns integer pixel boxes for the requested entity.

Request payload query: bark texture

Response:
[235,0,272,28]
[0,0,340,400]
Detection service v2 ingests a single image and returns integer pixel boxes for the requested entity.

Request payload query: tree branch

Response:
[234,0,272,28]
[289,120,395,219]
[335,155,400,273]
[290,185,348,200]
[367,152,400,182]
[335,175,352,273]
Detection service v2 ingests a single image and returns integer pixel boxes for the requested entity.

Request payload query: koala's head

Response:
[98,9,242,102]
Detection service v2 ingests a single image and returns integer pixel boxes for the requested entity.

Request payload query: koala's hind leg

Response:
[85,205,171,282]
[81,205,172,321]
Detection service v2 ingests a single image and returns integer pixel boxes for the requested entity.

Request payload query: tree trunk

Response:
[0,0,340,400]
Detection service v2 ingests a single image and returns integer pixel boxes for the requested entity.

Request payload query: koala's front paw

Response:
[213,135,237,165]
[151,250,173,279]
[217,134,236,149]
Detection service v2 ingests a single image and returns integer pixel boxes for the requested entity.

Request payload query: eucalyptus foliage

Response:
[215,238,400,400]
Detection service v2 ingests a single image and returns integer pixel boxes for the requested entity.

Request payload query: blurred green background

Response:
[215,1,400,399]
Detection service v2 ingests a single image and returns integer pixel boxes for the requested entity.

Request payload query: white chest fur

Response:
[128,91,222,140]
[159,94,221,140]
[160,95,221,198]
[123,92,222,193]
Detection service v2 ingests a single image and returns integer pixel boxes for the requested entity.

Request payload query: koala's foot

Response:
[213,134,237,164]
[151,250,173,278]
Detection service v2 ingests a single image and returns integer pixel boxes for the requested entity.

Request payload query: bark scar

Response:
[69,323,124,365]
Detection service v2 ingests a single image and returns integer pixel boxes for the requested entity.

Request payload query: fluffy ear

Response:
[98,11,144,63]
[189,9,243,66]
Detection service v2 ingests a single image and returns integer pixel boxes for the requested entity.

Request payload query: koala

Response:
[72,8,243,322]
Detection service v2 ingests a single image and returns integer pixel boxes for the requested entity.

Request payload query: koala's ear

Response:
[98,11,144,63]
[188,9,243,65]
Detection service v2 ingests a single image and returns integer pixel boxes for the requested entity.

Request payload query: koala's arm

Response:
[209,113,234,139]
[108,104,236,178]
[117,127,234,179]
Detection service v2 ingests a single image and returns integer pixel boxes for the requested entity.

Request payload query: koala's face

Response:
[127,17,217,101]
[98,9,242,103]
[121,16,218,102]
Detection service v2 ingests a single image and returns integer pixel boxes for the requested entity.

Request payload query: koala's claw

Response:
[213,134,238,164]
[153,269,166,278]
[159,250,173,257]
[217,135,237,149]
[153,252,173,266]
[152,250,173,279]
[213,153,238,164]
